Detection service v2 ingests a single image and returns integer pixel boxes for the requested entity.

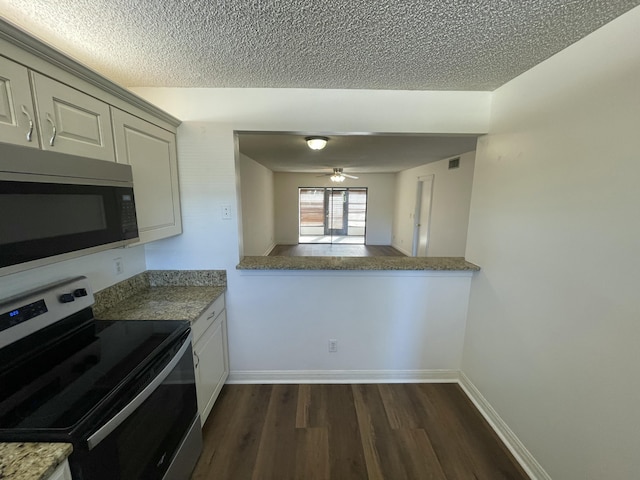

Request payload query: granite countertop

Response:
[237,256,480,271]
[0,443,72,480]
[92,270,227,322]
[95,285,225,322]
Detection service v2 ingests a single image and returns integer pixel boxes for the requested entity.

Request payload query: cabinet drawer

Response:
[192,293,225,343]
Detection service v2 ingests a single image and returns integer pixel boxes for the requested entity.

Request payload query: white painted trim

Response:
[458,372,551,480]
[262,243,277,256]
[227,369,459,384]
[391,243,413,257]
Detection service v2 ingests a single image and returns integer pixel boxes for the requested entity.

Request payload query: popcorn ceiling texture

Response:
[1,1,638,90]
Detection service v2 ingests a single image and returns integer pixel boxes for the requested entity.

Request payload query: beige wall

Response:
[274,172,396,245]
[239,153,275,255]
[464,7,640,479]
[392,151,475,256]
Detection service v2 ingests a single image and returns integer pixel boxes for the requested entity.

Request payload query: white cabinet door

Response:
[31,72,115,161]
[0,56,39,148]
[111,107,182,244]
[194,311,229,424]
[46,460,72,480]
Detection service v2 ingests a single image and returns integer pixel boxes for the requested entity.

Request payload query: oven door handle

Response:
[86,332,193,450]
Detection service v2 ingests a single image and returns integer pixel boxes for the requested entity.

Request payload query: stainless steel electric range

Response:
[0,276,202,480]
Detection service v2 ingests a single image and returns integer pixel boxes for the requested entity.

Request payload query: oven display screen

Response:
[0,300,48,332]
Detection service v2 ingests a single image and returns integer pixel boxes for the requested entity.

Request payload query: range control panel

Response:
[0,299,48,333]
[0,276,94,349]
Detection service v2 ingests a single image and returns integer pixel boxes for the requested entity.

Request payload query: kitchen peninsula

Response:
[237,255,480,271]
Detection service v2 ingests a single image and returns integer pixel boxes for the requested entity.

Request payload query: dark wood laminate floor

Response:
[192,384,528,480]
[269,244,406,257]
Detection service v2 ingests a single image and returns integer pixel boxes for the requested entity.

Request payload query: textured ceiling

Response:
[238,133,479,173]
[0,0,638,90]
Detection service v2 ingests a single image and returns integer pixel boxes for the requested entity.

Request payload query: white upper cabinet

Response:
[111,107,182,243]
[0,56,39,148]
[30,72,115,162]
[1,23,182,246]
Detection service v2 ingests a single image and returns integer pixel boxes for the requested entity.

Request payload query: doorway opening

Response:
[299,187,367,244]
[412,175,434,256]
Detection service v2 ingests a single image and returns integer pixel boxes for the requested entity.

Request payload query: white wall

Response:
[143,122,239,271]
[393,151,476,256]
[0,246,146,298]
[131,88,489,375]
[239,153,275,255]
[233,270,472,373]
[274,172,395,245]
[464,7,640,480]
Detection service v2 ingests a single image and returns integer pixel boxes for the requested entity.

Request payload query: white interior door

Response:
[412,175,434,257]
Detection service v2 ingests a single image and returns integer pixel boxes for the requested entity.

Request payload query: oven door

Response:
[70,331,201,480]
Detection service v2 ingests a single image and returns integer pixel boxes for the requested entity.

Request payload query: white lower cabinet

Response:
[193,296,229,425]
[46,460,72,480]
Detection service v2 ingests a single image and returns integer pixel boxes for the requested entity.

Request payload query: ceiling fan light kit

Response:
[305,136,328,150]
[320,168,358,182]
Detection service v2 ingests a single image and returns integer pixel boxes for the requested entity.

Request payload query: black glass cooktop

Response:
[0,310,188,440]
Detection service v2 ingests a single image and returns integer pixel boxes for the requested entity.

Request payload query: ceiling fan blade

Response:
[343,173,359,179]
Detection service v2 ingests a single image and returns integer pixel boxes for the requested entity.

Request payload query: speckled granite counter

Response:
[0,443,72,480]
[237,256,480,271]
[93,270,226,322]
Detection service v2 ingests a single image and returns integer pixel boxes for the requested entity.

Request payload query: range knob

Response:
[74,288,88,298]
[59,293,75,303]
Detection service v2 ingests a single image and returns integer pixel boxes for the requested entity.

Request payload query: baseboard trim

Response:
[458,372,551,480]
[227,369,459,384]
[391,243,412,256]
[262,243,277,256]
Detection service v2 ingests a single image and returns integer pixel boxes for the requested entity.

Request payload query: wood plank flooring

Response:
[192,384,528,480]
[269,244,406,257]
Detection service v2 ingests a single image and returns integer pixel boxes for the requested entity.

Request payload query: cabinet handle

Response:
[207,311,216,320]
[21,105,34,142]
[193,351,200,368]
[46,113,57,146]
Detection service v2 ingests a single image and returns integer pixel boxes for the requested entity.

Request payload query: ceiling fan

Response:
[317,168,359,182]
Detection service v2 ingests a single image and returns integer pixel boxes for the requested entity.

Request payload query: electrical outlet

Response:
[328,339,338,353]
[221,205,232,219]
[114,257,124,276]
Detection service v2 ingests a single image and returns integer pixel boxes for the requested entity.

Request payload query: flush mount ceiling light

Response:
[305,136,328,150]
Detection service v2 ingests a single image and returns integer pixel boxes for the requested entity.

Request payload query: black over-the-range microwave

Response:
[0,143,139,276]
